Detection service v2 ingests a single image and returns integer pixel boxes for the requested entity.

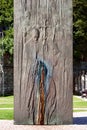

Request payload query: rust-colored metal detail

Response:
[38,67,45,125]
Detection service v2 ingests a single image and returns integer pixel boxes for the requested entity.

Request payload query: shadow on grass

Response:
[73,117,87,125]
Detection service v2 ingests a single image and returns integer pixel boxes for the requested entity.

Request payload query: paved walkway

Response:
[0,112,87,130]
[0,120,87,130]
[73,112,87,117]
[73,112,87,125]
[73,96,87,125]
[73,108,87,110]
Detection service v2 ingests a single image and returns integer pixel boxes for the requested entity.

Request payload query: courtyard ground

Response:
[0,119,87,130]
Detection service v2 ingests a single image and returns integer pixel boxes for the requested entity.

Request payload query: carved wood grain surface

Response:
[14,0,73,125]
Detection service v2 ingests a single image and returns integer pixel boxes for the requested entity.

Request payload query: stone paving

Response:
[0,120,87,130]
[73,112,87,125]
[0,112,87,130]
[73,96,87,126]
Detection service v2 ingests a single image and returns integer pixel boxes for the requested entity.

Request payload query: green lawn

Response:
[0,110,13,120]
[0,104,13,108]
[0,96,13,104]
[0,96,13,108]
[73,96,83,102]
[73,96,87,112]
[0,96,14,120]
[0,95,87,120]
[73,101,87,108]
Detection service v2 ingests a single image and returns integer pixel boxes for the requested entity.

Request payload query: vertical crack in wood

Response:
[44,20,48,52]
[38,66,45,125]
[20,34,24,109]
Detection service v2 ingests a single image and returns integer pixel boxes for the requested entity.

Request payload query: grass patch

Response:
[0,104,13,108]
[0,110,13,120]
[0,96,13,103]
[0,96,14,120]
[73,95,87,112]
[73,96,83,102]
[73,101,87,108]
[73,96,87,108]
[0,96,13,108]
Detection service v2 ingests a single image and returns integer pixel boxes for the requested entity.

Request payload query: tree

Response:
[0,0,13,64]
[73,0,87,62]
[0,0,13,29]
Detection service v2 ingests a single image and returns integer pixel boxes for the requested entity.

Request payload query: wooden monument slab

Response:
[14,0,73,125]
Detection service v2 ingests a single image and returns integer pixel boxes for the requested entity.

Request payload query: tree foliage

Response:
[0,0,13,29]
[73,0,87,62]
[0,0,13,64]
